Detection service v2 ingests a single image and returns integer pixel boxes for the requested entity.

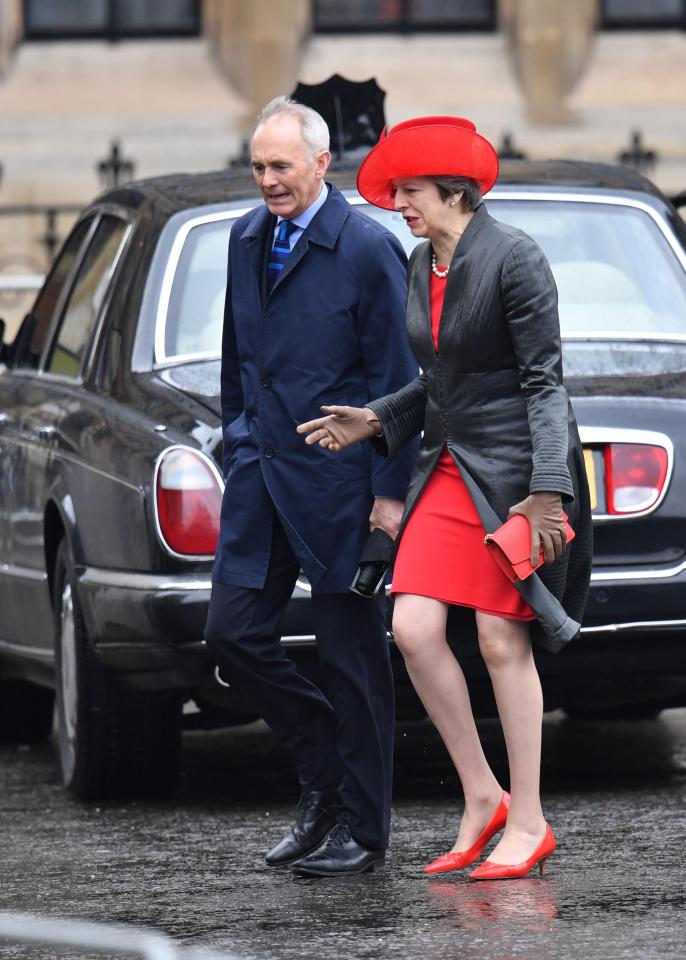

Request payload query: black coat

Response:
[367,203,592,653]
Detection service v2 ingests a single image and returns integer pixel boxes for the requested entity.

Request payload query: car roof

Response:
[494,159,664,198]
[93,159,667,221]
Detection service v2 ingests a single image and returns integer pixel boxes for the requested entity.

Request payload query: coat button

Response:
[262,378,272,388]
[264,447,275,459]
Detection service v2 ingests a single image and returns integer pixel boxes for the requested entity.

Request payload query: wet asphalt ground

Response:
[1,708,685,960]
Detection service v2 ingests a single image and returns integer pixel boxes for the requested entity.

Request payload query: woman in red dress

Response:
[298,117,592,880]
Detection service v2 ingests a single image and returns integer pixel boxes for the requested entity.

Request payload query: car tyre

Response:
[0,679,54,744]
[53,540,182,800]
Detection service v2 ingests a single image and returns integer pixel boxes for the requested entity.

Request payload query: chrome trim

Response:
[281,634,317,645]
[154,208,254,365]
[154,350,221,370]
[281,632,394,645]
[32,369,85,387]
[581,618,686,635]
[214,665,231,688]
[152,444,225,562]
[564,333,686,344]
[0,563,48,583]
[295,577,391,594]
[79,568,212,591]
[76,557,686,591]
[0,274,45,292]
[579,426,673,522]
[0,638,52,660]
[591,558,686,582]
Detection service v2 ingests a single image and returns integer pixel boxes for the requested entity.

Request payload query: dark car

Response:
[1,161,685,799]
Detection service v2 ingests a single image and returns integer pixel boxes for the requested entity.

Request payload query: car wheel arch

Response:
[44,494,84,606]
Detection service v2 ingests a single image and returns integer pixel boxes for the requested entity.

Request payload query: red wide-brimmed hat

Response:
[356,116,499,210]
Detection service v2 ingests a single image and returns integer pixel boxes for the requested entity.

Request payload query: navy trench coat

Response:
[212,184,419,593]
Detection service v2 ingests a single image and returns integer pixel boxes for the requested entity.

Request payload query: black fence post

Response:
[97,140,135,189]
[617,130,657,175]
[41,208,59,263]
[499,131,527,160]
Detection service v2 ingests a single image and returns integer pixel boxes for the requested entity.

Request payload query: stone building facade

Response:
[0,0,684,336]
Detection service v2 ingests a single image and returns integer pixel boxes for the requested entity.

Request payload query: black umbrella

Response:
[291,74,386,160]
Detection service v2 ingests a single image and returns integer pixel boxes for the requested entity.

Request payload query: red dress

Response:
[391,267,535,621]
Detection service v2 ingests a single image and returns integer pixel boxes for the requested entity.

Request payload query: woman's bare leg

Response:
[393,594,504,851]
[475,611,547,863]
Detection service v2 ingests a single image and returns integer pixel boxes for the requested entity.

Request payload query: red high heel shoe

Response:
[423,792,510,874]
[468,823,556,880]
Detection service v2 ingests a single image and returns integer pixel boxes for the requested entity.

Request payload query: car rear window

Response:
[365,198,686,341]
[483,199,686,340]
[160,196,686,363]
[163,218,232,361]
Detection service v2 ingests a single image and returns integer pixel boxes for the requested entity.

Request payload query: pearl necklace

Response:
[431,253,449,279]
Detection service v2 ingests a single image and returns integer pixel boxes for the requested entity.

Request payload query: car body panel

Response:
[1,161,684,718]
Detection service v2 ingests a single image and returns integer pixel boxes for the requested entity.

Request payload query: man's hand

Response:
[296,405,381,452]
[507,492,567,566]
[369,498,404,541]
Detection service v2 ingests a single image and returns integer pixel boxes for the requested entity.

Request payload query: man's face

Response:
[251,115,330,219]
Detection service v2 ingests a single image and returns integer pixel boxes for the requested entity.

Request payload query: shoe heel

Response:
[539,857,548,877]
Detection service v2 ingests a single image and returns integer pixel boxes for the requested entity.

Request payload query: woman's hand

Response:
[296,405,382,453]
[507,492,567,566]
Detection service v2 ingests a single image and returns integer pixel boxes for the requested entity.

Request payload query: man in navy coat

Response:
[204,96,417,877]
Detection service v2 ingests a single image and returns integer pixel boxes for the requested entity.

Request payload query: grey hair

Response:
[429,176,482,212]
[253,96,330,158]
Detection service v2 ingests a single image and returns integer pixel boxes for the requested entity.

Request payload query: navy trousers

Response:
[204,511,395,850]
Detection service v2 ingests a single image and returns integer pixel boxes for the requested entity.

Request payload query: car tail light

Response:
[604,443,668,515]
[155,447,223,556]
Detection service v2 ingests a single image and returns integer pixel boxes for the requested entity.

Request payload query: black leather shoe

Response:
[292,823,385,877]
[264,789,341,866]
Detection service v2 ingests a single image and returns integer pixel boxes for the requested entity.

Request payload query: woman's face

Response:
[392,177,454,240]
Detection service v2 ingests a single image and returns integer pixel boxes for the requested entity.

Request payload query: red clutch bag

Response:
[484,513,575,583]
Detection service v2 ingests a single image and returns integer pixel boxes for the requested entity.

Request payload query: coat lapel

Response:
[408,242,434,358]
[240,206,273,305]
[269,184,350,298]
[270,233,309,296]
[241,183,352,304]
[438,203,492,351]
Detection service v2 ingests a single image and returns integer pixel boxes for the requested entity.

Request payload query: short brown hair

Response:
[430,176,482,211]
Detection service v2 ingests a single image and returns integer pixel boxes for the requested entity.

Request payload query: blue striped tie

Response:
[267,219,297,293]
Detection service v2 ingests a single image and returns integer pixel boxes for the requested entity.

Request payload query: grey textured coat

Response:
[367,203,592,653]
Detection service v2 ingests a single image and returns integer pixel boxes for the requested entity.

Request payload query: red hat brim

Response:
[356,117,499,210]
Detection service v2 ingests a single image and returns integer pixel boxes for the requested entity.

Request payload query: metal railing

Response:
[0,203,80,324]
[0,202,83,261]
[0,912,239,960]
[0,274,44,293]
